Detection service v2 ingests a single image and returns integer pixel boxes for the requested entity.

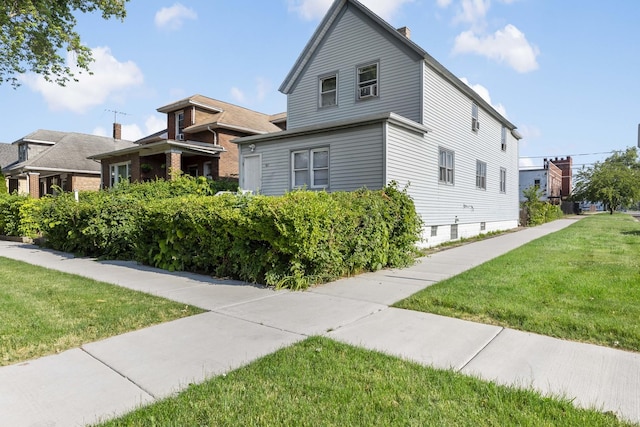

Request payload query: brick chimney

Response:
[397,26,411,39]
[113,123,122,140]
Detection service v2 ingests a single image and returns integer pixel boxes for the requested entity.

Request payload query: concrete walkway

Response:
[0,218,639,426]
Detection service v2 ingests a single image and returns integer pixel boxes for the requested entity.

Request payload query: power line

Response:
[519,150,615,159]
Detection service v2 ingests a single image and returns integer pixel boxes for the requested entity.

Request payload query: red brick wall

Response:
[549,157,572,199]
[28,173,40,198]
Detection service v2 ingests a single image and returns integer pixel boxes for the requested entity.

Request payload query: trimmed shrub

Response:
[136,183,422,289]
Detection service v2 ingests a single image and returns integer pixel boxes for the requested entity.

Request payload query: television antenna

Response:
[105,109,130,123]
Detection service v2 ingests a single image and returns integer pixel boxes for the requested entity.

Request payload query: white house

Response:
[235,0,522,247]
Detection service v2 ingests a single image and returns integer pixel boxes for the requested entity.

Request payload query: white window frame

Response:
[501,126,507,151]
[291,148,329,190]
[439,148,454,185]
[319,73,337,108]
[175,110,185,139]
[472,103,480,132]
[500,168,507,193]
[357,61,379,100]
[476,160,487,190]
[109,161,131,187]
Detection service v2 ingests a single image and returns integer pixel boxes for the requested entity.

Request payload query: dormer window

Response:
[357,62,378,100]
[319,74,337,108]
[18,143,27,162]
[175,111,185,140]
[472,103,479,132]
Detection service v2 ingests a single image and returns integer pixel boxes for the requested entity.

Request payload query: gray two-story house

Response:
[235,0,522,246]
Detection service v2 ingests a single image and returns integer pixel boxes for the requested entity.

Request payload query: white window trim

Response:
[291,147,329,190]
[175,110,185,139]
[109,161,131,187]
[476,160,487,190]
[356,61,379,100]
[439,148,454,185]
[319,73,338,108]
[500,167,507,193]
[472,103,479,132]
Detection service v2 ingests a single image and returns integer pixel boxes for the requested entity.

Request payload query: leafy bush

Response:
[521,186,563,226]
[136,183,422,289]
[0,193,41,237]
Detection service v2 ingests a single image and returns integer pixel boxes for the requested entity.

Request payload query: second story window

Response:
[319,74,337,108]
[501,126,507,151]
[472,102,479,132]
[175,111,185,139]
[18,143,27,162]
[357,62,378,100]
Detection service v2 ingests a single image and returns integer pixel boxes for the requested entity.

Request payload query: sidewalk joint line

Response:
[80,347,158,400]
[457,327,505,372]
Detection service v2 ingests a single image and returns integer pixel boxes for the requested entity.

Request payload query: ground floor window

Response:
[110,162,131,187]
[451,224,458,240]
[291,147,329,189]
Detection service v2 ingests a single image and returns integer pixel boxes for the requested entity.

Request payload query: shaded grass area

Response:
[396,214,640,352]
[97,337,629,426]
[0,257,203,366]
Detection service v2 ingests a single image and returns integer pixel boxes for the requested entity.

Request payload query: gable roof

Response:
[3,131,136,175]
[157,94,282,135]
[279,0,517,131]
[0,143,18,169]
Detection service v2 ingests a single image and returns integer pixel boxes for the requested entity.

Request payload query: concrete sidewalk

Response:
[1,218,639,426]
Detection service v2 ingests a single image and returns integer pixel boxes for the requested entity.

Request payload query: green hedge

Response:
[0,178,422,289]
[135,185,422,289]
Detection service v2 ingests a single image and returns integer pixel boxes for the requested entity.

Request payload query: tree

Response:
[0,0,128,87]
[573,147,640,214]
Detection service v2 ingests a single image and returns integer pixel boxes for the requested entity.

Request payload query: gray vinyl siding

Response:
[385,123,436,224]
[419,65,519,227]
[240,124,384,196]
[286,5,422,130]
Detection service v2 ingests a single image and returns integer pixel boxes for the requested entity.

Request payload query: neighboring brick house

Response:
[519,159,563,204]
[91,95,285,188]
[1,130,135,198]
[519,157,572,203]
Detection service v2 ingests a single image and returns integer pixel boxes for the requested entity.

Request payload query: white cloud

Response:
[453,0,490,27]
[155,3,197,31]
[517,124,542,142]
[23,47,143,114]
[453,24,539,73]
[288,0,412,21]
[231,77,272,105]
[459,77,507,117]
[436,0,453,7]
[230,87,246,104]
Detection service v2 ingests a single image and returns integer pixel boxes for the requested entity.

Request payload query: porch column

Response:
[165,149,182,181]
[28,172,40,199]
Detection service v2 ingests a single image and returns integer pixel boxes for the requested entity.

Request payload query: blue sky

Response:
[1,0,639,171]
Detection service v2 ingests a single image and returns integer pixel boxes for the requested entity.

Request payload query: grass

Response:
[96,336,630,426]
[396,213,640,352]
[0,257,203,366]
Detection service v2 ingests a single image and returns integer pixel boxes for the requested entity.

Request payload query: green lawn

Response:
[96,337,629,426]
[0,257,203,366]
[396,213,640,352]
